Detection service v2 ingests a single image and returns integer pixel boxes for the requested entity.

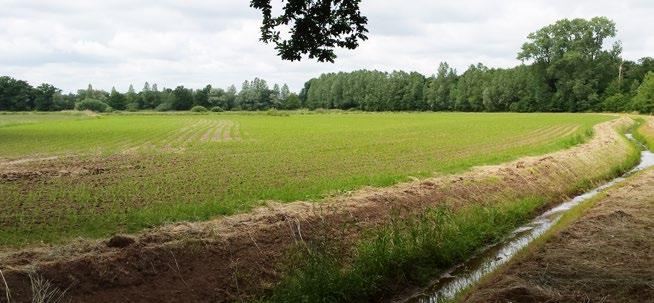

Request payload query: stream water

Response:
[403,133,654,303]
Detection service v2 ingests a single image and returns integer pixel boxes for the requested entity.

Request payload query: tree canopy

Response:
[518,17,619,64]
[250,0,368,62]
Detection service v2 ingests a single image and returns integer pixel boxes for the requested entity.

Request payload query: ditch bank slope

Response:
[0,117,635,303]
[460,166,654,303]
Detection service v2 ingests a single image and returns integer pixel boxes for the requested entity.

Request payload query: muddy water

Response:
[403,134,654,303]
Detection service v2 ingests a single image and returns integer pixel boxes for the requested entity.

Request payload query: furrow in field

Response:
[422,124,576,161]
[229,121,242,140]
[428,126,575,166]
[184,121,215,143]
[201,121,224,142]
[216,121,229,141]
[161,120,211,146]
[445,125,580,159]
[160,120,204,144]
[216,120,230,141]
[270,125,580,179]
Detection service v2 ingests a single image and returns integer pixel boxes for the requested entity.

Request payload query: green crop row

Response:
[0,112,612,246]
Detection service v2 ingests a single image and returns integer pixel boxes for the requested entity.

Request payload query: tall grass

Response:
[632,117,654,150]
[560,127,594,148]
[263,198,546,303]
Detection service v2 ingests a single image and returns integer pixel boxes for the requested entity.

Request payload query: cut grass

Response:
[0,112,612,246]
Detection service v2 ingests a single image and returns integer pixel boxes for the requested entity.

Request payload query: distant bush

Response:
[632,71,654,114]
[125,103,139,112]
[75,98,109,112]
[155,102,173,112]
[266,108,289,116]
[53,97,75,111]
[602,93,628,112]
[190,105,208,112]
[210,106,224,112]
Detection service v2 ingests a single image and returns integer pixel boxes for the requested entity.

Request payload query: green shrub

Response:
[210,106,224,112]
[125,103,139,112]
[155,102,173,112]
[75,98,109,113]
[190,105,208,112]
[601,93,628,112]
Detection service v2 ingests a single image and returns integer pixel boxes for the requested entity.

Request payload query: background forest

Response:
[1,17,653,113]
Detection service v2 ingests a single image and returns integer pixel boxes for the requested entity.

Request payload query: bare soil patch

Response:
[0,154,141,182]
[0,118,634,303]
[461,168,654,303]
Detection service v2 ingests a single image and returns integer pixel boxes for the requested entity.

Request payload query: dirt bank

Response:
[0,117,635,303]
[461,166,654,303]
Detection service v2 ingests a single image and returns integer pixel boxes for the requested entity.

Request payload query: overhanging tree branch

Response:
[250,0,368,63]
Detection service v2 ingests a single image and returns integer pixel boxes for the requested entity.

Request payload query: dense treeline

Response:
[1,17,653,113]
[301,59,654,113]
[0,77,300,112]
[301,17,654,113]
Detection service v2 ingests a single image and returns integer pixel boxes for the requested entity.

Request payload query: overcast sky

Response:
[1,0,653,93]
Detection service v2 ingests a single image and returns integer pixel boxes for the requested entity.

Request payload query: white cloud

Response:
[0,0,652,92]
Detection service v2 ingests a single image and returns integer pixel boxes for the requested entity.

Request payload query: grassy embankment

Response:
[260,118,640,303]
[452,117,654,302]
[0,112,609,246]
[632,116,654,149]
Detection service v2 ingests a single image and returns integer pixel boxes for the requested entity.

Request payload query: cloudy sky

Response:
[1,0,653,93]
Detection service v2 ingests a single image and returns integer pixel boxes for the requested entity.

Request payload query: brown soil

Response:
[0,118,635,303]
[0,154,143,183]
[461,168,654,303]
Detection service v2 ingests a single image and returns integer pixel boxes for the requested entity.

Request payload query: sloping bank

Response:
[459,117,654,302]
[0,117,638,303]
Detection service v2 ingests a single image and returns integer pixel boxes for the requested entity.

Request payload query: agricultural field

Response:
[0,111,93,128]
[0,112,612,246]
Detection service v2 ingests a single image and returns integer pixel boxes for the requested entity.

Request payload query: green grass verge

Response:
[632,116,654,150]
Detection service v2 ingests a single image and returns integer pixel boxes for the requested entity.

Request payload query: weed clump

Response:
[561,128,594,148]
[266,198,545,302]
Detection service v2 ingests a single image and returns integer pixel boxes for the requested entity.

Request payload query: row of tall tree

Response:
[300,17,654,113]
[1,17,653,113]
[0,77,300,112]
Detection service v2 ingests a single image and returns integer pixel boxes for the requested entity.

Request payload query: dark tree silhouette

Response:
[250,0,368,62]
